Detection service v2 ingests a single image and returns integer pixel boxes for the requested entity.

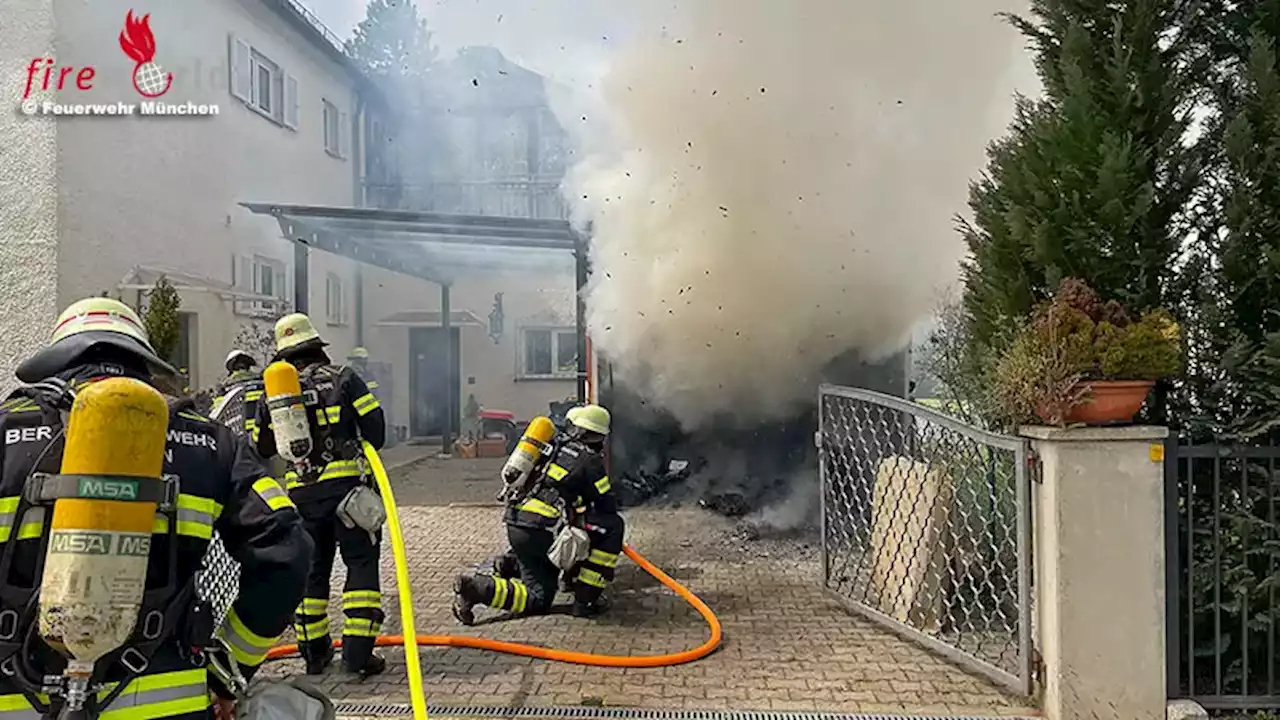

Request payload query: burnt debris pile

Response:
[608,384,816,518]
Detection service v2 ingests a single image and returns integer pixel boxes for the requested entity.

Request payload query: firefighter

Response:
[562,406,626,617]
[0,297,313,719]
[211,349,263,436]
[346,347,378,393]
[452,404,620,622]
[253,314,388,678]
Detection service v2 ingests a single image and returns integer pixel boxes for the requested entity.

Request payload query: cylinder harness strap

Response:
[293,365,361,486]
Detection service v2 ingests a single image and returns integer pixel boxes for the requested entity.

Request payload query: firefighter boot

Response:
[452,573,482,626]
[349,654,387,679]
[572,592,611,618]
[302,643,335,675]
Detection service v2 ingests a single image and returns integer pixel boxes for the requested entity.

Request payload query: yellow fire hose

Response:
[266,442,723,720]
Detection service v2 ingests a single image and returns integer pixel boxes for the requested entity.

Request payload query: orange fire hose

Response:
[264,544,722,667]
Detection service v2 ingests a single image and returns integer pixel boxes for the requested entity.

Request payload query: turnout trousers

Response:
[569,512,625,606]
[461,525,559,616]
[292,481,384,670]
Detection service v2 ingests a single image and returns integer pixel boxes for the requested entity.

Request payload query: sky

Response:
[303,0,633,86]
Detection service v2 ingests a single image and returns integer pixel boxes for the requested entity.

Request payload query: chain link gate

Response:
[199,385,248,627]
[817,384,1035,696]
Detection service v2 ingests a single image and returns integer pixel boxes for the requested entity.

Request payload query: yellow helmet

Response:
[349,346,370,360]
[16,297,176,383]
[274,313,326,353]
[566,404,610,436]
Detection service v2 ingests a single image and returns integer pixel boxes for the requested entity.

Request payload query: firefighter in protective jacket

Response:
[211,350,263,436]
[0,297,313,719]
[253,314,388,678]
[453,404,622,622]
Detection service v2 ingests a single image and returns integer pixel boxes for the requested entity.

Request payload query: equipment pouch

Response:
[235,678,336,720]
[336,484,386,540]
[548,525,590,570]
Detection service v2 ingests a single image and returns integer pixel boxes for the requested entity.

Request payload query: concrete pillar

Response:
[1020,425,1169,720]
[0,0,60,395]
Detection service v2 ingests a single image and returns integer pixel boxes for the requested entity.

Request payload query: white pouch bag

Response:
[548,525,591,570]
[235,679,336,720]
[336,484,386,542]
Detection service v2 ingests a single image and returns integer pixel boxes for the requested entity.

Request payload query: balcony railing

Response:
[364,178,569,220]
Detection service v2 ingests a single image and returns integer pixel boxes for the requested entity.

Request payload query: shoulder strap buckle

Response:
[119,647,149,675]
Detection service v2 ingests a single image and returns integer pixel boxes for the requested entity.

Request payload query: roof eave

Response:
[259,0,390,109]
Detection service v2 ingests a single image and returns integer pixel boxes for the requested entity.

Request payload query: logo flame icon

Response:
[119,10,173,98]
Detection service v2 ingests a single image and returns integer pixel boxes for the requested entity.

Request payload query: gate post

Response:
[1020,425,1169,720]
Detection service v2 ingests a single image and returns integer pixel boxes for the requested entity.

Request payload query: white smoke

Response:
[558,0,1032,430]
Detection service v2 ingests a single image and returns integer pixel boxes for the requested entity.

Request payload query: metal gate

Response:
[817,384,1035,696]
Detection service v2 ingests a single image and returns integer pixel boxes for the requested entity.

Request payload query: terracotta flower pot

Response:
[1064,380,1155,425]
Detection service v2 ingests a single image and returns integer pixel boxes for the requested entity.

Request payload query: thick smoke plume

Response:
[560,0,1029,431]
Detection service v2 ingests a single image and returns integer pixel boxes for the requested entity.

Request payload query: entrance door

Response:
[409,327,461,438]
[175,312,197,389]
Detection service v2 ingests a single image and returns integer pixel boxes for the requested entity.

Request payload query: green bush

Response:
[143,275,181,362]
[989,278,1183,425]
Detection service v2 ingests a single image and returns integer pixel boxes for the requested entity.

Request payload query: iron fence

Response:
[1165,441,1280,710]
[817,384,1034,696]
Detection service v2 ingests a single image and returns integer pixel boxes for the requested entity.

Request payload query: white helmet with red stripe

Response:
[15,297,177,383]
[51,298,152,347]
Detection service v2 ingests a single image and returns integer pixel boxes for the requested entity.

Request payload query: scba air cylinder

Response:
[502,416,556,487]
[38,377,168,690]
[264,360,313,464]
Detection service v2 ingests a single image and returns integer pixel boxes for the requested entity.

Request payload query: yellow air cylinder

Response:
[38,377,168,680]
[263,361,313,464]
[501,416,556,488]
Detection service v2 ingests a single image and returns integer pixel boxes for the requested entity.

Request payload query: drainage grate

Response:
[334,703,1037,720]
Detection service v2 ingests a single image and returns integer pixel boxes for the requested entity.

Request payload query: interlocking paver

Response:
[259,459,1038,715]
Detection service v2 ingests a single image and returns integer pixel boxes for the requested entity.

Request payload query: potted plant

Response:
[990,278,1181,426]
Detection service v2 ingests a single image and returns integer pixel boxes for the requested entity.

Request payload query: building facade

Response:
[2,1,577,437]
[1,0,392,394]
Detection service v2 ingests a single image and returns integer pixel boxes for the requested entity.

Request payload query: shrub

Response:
[142,275,181,362]
[989,278,1184,425]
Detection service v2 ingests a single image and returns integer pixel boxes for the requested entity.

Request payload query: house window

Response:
[520,328,577,378]
[229,35,298,129]
[325,272,348,325]
[232,254,288,317]
[250,51,279,118]
[322,99,348,159]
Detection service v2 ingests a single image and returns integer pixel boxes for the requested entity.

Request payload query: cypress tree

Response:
[960,0,1209,354]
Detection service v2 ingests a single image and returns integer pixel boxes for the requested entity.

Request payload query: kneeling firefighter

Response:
[253,314,388,678]
[453,404,623,622]
[0,298,314,719]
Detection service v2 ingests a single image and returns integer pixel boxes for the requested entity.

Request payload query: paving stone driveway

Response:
[263,458,1037,716]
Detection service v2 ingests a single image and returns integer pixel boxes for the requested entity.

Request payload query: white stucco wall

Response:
[0,0,60,396]
[49,0,361,387]
[363,266,579,433]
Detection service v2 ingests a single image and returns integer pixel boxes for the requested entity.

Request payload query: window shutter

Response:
[234,255,252,314]
[229,35,250,102]
[338,111,349,159]
[284,73,299,130]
